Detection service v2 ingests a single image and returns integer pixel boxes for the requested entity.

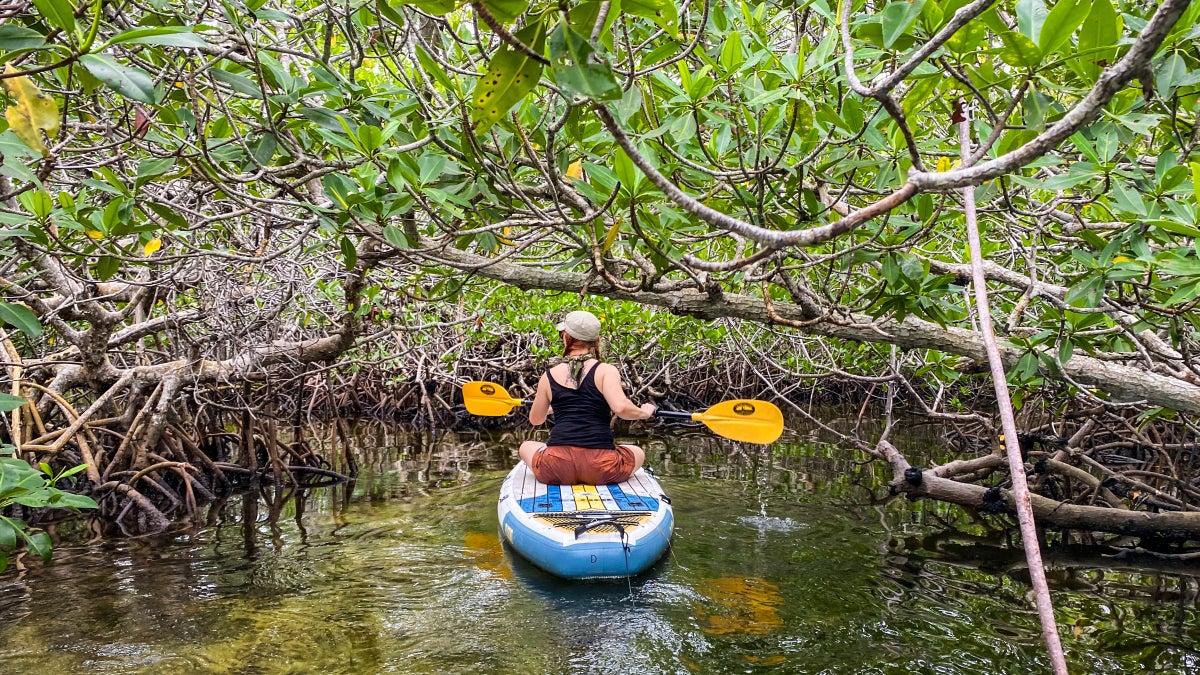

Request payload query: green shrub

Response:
[0,455,98,572]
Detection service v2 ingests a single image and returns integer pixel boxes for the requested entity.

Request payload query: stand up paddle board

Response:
[497,461,673,579]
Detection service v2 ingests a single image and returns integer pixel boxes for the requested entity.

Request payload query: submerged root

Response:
[1,374,347,537]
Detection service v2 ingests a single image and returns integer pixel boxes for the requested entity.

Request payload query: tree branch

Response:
[910,0,1192,191]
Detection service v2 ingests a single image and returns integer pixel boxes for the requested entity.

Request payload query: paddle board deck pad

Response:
[498,461,673,579]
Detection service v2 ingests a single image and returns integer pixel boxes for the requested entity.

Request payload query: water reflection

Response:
[0,422,1197,673]
[696,577,785,636]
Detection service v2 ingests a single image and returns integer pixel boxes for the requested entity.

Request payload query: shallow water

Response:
[1,426,1198,673]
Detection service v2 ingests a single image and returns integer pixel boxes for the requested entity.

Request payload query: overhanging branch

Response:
[428,246,1200,414]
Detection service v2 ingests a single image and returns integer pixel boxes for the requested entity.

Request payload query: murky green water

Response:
[1,425,1198,673]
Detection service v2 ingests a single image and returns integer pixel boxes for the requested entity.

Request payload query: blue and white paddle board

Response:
[498,461,673,579]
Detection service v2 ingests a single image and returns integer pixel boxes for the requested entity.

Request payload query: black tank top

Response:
[545,362,615,449]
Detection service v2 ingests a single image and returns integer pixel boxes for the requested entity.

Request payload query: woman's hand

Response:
[639,402,658,419]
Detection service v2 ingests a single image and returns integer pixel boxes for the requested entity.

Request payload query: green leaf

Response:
[1069,132,1101,165]
[24,530,50,563]
[1158,255,1200,276]
[256,52,295,93]
[79,54,157,104]
[31,0,75,33]
[1064,275,1104,308]
[880,0,927,50]
[136,157,175,185]
[298,106,346,131]
[471,17,547,134]
[581,161,618,191]
[0,393,26,412]
[209,67,264,99]
[1038,0,1089,57]
[387,157,415,190]
[0,518,16,551]
[1145,218,1200,238]
[1190,162,1200,203]
[549,24,621,101]
[49,492,98,509]
[377,0,406,25]
[1074,0,1119,82]
[1111,180,1147,216]
[719,31,745,72]
[0,25,47,51]
[340,236,357,270]
[1164,279,1200,306]
[417,153,446,184]
[883,254,900,285]
[1156,52,1188,100]
[479,0,529,23]
[250,133,277,166]
[613,146,641,194]
[402,0,459,14]
[0,301,41,337]
[382,224,410,248]
[94,255,120,281]
[1016,0,1048,43]
[17,189,52,220]
[55,464,89,480]
[569,0,621,50]
[415,43,458,93]
[945,13,987,54]
[145,201,188,230]
[998,31,1042,69]
[623,0,679,37]
[1057,339,1074,365]
[1013,351,1040,381]
[356,125,383,153]
[104,26,210,49]
[0,457,43,499]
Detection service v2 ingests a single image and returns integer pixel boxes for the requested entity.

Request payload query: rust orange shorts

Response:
[529,444,636,485]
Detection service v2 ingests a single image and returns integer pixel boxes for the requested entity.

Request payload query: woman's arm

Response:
[596,363,656,420]
[529,372,552,425]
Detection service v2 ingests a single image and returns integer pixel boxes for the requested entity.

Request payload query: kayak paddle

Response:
[462,380,526,416]
[651,400,784,444]
[462,380,784,444]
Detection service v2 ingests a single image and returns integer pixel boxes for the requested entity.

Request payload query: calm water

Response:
[1,424,1198,674]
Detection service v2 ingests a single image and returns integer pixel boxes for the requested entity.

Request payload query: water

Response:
[1,425,1198,673]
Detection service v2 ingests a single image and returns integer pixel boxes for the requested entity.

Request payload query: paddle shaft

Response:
[653,409,696,421]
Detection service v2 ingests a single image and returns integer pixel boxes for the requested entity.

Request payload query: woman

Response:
[517,310,657,485]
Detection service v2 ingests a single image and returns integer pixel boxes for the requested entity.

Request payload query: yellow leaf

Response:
[566,160,584,181]
[144,237,162,256]
[602,218,621,253]
[2,64,59,157]
[936,156,956,173]
[5,106,44,155]
[86,230,104,239]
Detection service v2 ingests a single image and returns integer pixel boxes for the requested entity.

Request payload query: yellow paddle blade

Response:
[694,399,784,444]
[462,381,525,416]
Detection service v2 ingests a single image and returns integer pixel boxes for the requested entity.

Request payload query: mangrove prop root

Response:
[5,343,1200,545]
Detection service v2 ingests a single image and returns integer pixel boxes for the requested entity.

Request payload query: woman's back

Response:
[545,361,615,449]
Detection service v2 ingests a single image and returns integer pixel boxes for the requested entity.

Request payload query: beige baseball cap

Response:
[556,310,601,342]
